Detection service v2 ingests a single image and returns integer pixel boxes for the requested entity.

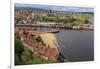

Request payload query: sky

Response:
[15,3,94,13]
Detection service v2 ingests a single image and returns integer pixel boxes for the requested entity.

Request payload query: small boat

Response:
[47,30,60,33]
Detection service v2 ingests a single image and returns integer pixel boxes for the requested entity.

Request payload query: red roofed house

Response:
[23,39,34,52]
[36,45,59,61]
[44,48,58,60]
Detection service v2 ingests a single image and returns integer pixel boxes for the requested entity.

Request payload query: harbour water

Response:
[36,27,94,61]
[55,30,94,61]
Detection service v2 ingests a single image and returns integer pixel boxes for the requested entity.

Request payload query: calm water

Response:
[37,28,94,61]
[55,30,94,61]
[17,26,94,61]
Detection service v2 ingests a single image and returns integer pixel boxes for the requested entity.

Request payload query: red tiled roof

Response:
[44,48,58,60]
[45,48,53,58]
[37,46,44,55]
[24,39,34,46]
[50,48,58,58]
[36,45,48,55]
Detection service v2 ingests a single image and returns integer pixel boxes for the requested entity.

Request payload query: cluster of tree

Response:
[15,38,43,65]
[15,39,24,65]
[42,16,76,24]
[15,38,59,65]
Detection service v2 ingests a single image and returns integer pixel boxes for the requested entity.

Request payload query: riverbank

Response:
[39,33,59,53]
[39,33,70,62]
[15,23,94,31]
[15,28,70,63]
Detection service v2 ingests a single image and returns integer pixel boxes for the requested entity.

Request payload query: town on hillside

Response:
[15,3,94,65]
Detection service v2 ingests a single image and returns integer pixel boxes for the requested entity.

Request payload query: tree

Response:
[84,19,89,24]
[15,39,24,65]
[21,48,33,64]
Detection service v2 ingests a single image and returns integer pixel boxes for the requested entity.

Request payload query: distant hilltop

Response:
[15,3,94,13]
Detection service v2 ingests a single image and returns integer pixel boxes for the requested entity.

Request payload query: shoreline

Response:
[39,33,71,62]
[15,24,94,31]
[15,26,93,63]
